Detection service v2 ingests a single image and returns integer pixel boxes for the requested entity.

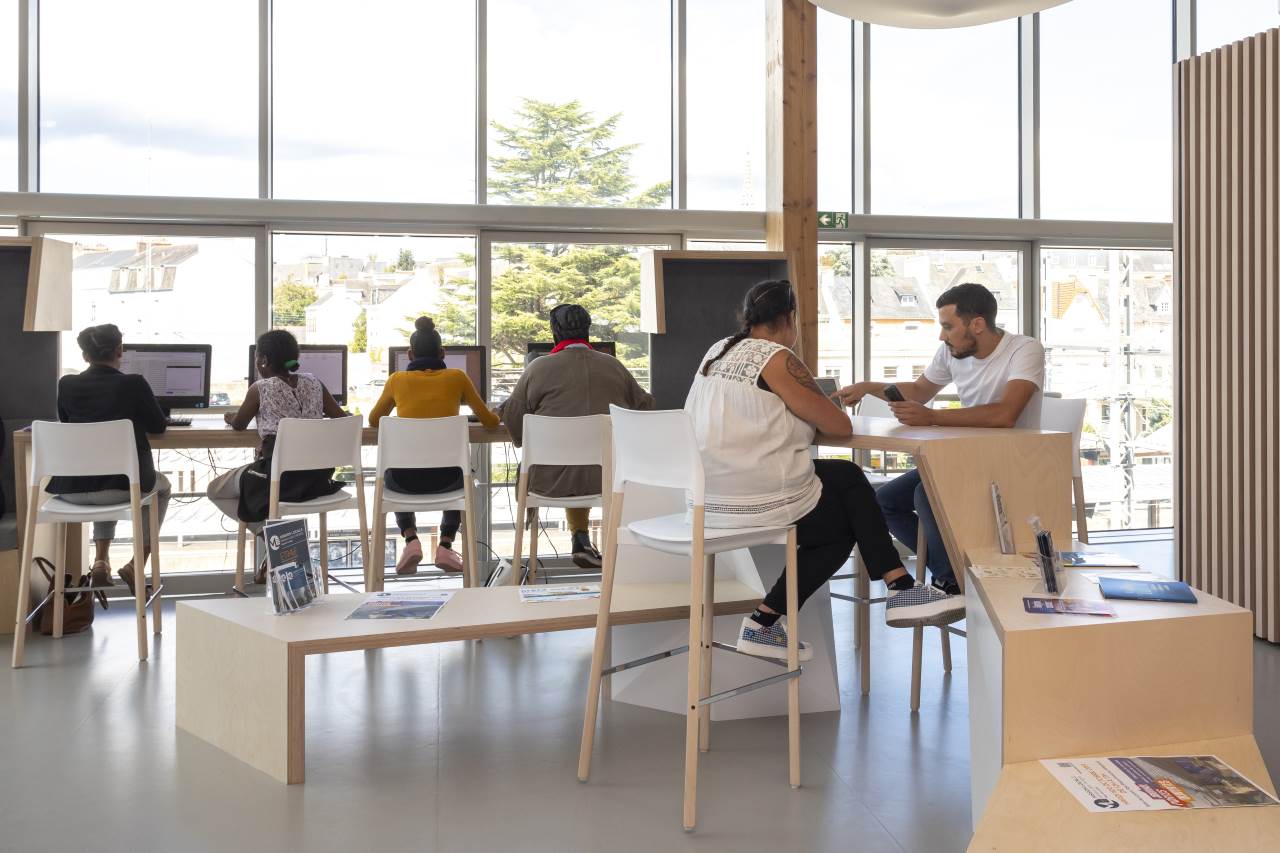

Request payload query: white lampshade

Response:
[810,0,1071,29]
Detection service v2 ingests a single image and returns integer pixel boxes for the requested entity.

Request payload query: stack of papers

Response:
[1058,551,1140,568]
[519,583,600,603]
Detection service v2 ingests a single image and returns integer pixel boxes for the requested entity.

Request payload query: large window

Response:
[274,1,475,203]
[1198,1,1280,54]
[0,2,16,191]
[1040,0,1172,222]
[38,1,258,196]
[686,0,765,210]
[272,233,477,416]
[869,21,1018,217]
[818,10,853,214]
[1041,248,1173,531]
[487,0,671,208]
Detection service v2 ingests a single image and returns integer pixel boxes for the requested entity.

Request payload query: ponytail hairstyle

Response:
[256,329,301,376]
[77,323,123,364]
[700,279,796,376]
[409,316,443,359]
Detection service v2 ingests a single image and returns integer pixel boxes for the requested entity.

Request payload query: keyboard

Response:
[166,416,193,427]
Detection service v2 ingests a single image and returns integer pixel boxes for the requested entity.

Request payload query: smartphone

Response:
[883,384,905,403]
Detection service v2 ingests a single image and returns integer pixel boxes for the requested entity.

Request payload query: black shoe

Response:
[571,533,603,570]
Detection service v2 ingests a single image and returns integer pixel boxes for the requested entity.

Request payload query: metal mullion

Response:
[476,0,487,205]
[18,0,37,192]
[1018,14,1040,219]
[259,0,272,200]
[672,0,687,210]
[858,21,870,215]
[1174,0,1195,62]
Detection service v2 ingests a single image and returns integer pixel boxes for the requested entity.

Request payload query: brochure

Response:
[1098,577,1198,604]
[346,590,454,620]
[1058,551,1140,568]
[972,563,1043,581]
[1042,755,1280,813]
[263,518,324,615]
[519,583,601,603]
[1022,596,1116,617]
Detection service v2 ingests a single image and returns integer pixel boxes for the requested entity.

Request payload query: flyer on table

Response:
[1042,755,1280,813]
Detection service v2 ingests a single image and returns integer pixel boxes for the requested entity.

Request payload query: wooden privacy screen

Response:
[1175,28,1280,642]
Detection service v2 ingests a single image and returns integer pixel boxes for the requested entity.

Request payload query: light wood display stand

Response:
[964,550,1277,851]
[176,582,759,784]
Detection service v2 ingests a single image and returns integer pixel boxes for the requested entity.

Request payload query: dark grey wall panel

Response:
[649,258,790,410]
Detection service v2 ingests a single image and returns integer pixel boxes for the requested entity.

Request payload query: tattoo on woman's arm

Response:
[785,353,824,395]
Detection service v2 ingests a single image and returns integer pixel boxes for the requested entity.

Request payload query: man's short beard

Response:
[947,331,979,359]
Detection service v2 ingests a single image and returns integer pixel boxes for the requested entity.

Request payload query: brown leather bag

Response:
[31,556,104,636]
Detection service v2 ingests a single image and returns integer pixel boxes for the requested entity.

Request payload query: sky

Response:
[0,0,1277,212]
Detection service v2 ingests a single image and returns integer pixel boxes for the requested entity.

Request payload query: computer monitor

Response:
[248,343,348,406]
[120,343,212,413]
[388,345,487,394]
[524,341,617,366]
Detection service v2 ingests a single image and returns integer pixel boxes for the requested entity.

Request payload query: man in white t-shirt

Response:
[838,282,1045,625]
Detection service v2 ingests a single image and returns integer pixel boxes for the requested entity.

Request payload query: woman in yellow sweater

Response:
[368,317,499,574]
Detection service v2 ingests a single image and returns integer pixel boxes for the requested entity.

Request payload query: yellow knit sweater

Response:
[367,369,499,428]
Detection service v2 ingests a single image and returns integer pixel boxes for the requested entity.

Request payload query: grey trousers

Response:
[206,463,264,534]
[59,472,172,546]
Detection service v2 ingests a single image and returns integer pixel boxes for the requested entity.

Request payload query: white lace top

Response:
[253,373,325,437]
[683,337,822,528]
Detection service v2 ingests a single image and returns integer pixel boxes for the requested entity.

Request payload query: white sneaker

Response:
[884,582,965,627]
[735,616,814,662]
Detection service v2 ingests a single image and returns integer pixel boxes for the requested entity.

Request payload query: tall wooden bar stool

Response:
[577,406,802,832]
[233,416,370,593]
[509,414,610,586]
[12,419,160,666]
[369,415,479,590]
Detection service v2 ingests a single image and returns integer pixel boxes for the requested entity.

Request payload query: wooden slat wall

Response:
[1176,29,1280,642]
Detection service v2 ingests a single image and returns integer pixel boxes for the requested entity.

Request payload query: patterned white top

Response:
[253,373,325,437]
[683,337,821,528]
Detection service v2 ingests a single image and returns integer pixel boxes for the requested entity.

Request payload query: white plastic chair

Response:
[577,406,801,832]
[509,414,611,586]
[233,416,370,593]
[12,420,160,667]
[369,415,479,590]
[1040,396,1090,544]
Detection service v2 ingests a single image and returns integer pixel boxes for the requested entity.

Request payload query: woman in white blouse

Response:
[684,280,919,661]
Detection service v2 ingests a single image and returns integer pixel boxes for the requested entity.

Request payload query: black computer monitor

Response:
[524,341,616,366]
[388,344,487,394]
[248,343,348,406]
[120,343,212,413]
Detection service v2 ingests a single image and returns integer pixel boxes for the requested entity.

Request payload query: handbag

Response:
[31,556,105,636]
[235,435,344,524]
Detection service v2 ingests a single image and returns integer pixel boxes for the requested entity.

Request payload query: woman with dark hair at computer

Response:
[51,323,171,594]
[207,329,347,583]
[367,316,498,575]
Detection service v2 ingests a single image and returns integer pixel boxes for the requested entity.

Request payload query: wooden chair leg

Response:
[11,486,40,668]
[698,554,714,753]
[130,486,148,662]
[915,527,929,586]
[463,499,479,589]
[354,470,371,594]
[527,508,540,585]
[234,523,247,593]
[370,479,385,592]
[910,625,923,712]
[682,511,706,832]
[52,523,67,639]
[856,559,871,696]
[851,548,861,652]
[318,513,329,594]
[149,498,162,633]
[785,526,800,790]
[510,473,528,586]
[578,491,624,782]
[940,626,952,673]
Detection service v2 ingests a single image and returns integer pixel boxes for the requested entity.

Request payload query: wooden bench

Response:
[176,582,760,783]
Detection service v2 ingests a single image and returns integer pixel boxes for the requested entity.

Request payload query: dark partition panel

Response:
[0,246,59,513]
[649,256,790,410]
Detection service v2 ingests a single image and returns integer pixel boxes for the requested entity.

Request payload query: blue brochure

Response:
[1097,577,1197,604]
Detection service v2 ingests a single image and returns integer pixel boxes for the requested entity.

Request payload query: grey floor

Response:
[2,538,1277,853]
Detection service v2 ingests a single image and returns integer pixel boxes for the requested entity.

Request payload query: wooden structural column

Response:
[1175,28,1280,642]
[765,0,818,370]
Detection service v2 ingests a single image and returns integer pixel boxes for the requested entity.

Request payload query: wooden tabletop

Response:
[177,580,762,655]
[818,416,1067,453]
[10,416,511,449]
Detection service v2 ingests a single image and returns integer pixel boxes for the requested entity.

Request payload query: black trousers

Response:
[385,467,464,540]
[760,459,904,615]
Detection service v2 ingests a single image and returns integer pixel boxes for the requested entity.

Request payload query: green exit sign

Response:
[818,211,849,229]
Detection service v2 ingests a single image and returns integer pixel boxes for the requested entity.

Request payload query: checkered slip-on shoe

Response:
[736,616,814,662]
[884,582,965,628]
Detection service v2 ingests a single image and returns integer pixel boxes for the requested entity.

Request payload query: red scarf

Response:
[548,339,591,354]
